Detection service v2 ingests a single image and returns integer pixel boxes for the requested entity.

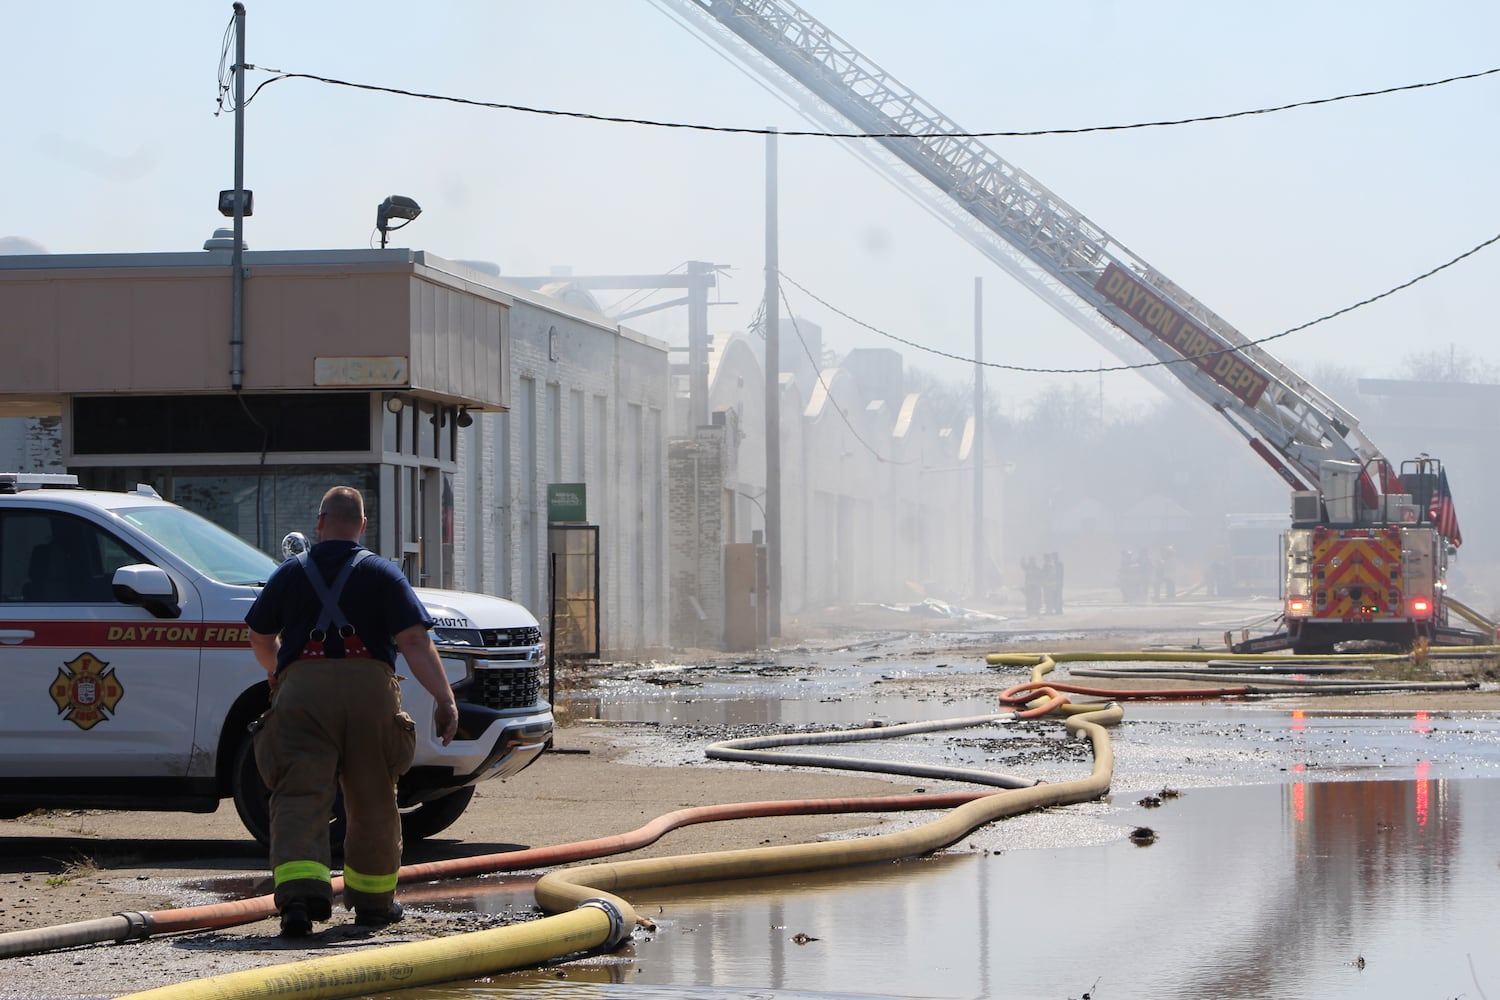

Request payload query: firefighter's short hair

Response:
[318,486,365,528]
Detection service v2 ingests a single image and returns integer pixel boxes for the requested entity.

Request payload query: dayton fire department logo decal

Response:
[50,652,125,731]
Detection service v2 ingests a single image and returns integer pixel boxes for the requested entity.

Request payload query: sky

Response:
[4,0,1498,419]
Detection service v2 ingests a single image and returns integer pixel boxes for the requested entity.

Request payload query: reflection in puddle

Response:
[390,776,1500,1000]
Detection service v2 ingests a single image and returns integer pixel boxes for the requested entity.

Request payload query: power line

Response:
[777,283,906,465]
[778,229,1500,376]
[214,12,238,116]
[239,65,1500,138]
[228,58,1499,377]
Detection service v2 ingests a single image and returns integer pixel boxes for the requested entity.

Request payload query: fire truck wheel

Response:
[230,736,347,850]
[399,786,477,841]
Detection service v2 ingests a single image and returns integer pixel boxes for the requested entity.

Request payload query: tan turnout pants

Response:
[254,657,417,914]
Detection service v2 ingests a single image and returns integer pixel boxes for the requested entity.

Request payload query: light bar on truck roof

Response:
[0,472,81,493]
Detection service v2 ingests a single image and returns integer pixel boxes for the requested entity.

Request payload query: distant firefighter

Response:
[1041,552,1064,614]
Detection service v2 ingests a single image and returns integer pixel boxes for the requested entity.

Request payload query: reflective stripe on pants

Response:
[254,657,417,913]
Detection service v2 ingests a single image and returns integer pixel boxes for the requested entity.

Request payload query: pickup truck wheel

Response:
[400,786,477,841]
[230,737,347,850]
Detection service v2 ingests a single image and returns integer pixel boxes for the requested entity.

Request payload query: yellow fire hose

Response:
[987,647,1488,697]
[536,704,1121,915]
[118,903,630,1000]
[116,700,1122,1000]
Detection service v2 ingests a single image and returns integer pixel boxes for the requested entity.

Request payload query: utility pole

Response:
[972,277,984,601]
[229,2,246,391]
[764,129,782,637]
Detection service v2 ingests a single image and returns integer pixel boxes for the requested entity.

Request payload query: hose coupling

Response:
[113,911,154,942]
[578,897,631,949]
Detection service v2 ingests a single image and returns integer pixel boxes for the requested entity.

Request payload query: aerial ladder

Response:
[657,0,1487,651]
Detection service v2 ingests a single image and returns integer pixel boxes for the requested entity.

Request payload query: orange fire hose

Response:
[1000,679,1253,715]
[2,788,1003,953]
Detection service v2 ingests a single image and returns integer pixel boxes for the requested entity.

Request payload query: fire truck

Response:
[655,0,1487,652]
[1263,455,1477,652]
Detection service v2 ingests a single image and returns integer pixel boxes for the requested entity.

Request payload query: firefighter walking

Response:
[246,486,460,938]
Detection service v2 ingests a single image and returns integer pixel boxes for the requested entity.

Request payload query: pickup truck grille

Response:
[433,625,544,655]
[432,625,545,711]
[473,664,543,711]
[483,625,543,648]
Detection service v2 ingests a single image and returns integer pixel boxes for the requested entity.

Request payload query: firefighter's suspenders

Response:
[296,549,375,658]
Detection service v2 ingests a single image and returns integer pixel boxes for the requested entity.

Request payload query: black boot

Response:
[279,900,312,938]
[354,900,404,927]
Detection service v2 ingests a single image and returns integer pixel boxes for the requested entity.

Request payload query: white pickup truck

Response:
[0,473,552,844]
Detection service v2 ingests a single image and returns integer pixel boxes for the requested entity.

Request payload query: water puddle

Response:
[562,659,1001,727]
[389,776,1500,999]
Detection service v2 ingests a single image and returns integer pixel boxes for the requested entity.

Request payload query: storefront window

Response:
[78,465,379,561]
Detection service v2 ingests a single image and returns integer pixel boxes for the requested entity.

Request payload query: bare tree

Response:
[1400,346,1499,383]
[1020,383,1104,443]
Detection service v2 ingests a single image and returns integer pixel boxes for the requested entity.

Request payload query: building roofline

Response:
[0,247,668,352]
[0,247,424,271]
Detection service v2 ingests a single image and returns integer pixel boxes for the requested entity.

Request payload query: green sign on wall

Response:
[547,482,587,523]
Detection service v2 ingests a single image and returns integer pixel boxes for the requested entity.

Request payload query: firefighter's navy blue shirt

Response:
[245,540,433,674]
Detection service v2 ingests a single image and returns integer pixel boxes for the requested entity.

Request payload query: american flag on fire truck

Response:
[1429,468,1462,546]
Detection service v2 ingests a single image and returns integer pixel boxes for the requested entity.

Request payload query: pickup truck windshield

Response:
[120,506,280,586]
